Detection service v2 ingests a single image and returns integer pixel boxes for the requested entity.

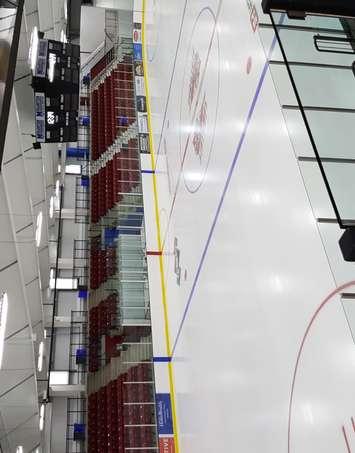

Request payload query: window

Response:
[49,371,69,385]
[65,164,81,175]
[49,271,78,290]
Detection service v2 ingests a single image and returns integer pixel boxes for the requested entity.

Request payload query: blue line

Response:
[171,25,283,357]
[142,169,155,174]
[153,356,172,362]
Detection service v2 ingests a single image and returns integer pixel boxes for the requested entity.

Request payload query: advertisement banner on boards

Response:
[137,112,148,134]
[139,133,150,153]
[156,393,174,435]
[136,96,147,112]
[134,61,144,77]
[135,76,145,96]
[133,43,143,61]
[159,437,175,453]
[133,26,142,44]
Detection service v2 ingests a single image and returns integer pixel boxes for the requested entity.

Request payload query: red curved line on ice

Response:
[288,280,355,453]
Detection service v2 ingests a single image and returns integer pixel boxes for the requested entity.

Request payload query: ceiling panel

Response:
[7,410,40,453]
[1,405,37,430]
[38,0,54,31]
[3,159,32,233]
[2,98,23,165]
[25,152,46,206]
[38,246,50,291]
[0,262,28,339]
[43,144,57,188]
[0,371,33,398]
[13,76,36,138]
[0,180,17,270]
[2,343,34,372]
[25,277,42,327]
[24,0,39,15]
[16,237,38,286]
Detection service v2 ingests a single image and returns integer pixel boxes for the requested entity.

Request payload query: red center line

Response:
[351,417,355,433]
[343,426,352,453]
[158,3,223,251]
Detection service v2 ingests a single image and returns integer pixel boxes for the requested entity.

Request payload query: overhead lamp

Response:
[35,211,43,247]
[39,404,45,431]
[55,180,60,198]
[37,341,44,372]
[29,26,39,71]
[0,293,8,369]
[60,30,67,43]
[16,447,24,453]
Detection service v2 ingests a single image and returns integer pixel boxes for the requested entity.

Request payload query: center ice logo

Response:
[179,7,220,193]
[192,94,208,162]
[188,49,208,163]
[188,48,201,112]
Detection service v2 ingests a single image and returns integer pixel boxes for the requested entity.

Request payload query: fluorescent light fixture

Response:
[65,164,81,175]
[57,164,61,174]
[44,329,47,339]
[48,53,56,83]
[37,341,44,372]
[49,370,69,385]
[29,26,39,71]
[49,196,54,219]
[55,180,60,197]
[35,211,43,247]
[64,1,67,20]
[39,404,45,431]
[60,30,67,43]
[16,447,23,453]
[0,293,8,368]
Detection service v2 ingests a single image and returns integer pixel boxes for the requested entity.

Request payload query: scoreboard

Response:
[31,36,80,143]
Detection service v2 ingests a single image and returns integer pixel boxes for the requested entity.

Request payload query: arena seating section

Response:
[88,364,156,453]
[88,49,157,452]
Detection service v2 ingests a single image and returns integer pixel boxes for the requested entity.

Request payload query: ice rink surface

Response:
[144,1,355,451]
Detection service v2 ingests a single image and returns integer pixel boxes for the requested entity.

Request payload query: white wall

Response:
[50,397,67,453]
[80,6,105,66]
[53,327,70,370]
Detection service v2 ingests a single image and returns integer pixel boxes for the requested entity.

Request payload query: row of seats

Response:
[88,365,157,453]
[90,47,115,82]
[90,142,140,224]
[90,294,118,336]
[91,58,135,161]
[89,294,118,372]
[90,242,117,290]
